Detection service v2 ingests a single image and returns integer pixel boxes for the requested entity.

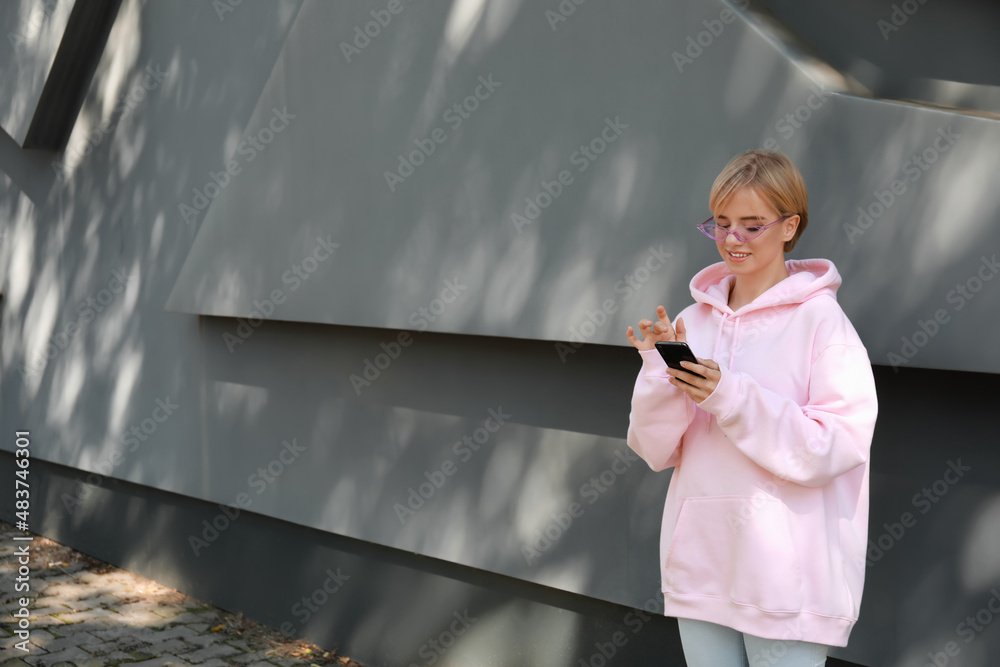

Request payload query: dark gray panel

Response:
[754,0,1000,113]
[841,363,1000,667]
[2,454,695,667]
[23,0,124,151]
[145,316,670,611]
[0,0,77,145]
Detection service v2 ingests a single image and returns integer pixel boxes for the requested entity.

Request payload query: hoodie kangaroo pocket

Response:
[664,496,803,613]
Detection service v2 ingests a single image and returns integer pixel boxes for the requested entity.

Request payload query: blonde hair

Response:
[708,149,808,252]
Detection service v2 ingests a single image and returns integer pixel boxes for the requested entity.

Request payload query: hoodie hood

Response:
[688,258,842,369]
[690,258,841,315]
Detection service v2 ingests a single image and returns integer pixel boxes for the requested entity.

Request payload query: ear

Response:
[783,214,800,241]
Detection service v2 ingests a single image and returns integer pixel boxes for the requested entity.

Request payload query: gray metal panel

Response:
[161,0,1000,374]
[785,93,1000,376]
[161,0,834,338]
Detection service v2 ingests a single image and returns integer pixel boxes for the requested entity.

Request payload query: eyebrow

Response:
[715,214,766,221]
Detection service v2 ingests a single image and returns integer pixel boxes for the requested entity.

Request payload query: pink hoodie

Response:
[627,258,879,648]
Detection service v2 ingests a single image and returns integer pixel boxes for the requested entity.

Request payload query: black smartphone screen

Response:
[654,341,706,379]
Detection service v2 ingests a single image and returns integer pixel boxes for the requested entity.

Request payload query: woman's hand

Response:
[666,357,721,403]
[626,305,686,351]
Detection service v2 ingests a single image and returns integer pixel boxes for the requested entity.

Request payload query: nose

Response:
[723,230,745,246]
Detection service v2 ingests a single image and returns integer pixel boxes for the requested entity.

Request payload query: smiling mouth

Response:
[727,251,750,258]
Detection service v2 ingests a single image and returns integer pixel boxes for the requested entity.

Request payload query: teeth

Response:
[729,252,749,257]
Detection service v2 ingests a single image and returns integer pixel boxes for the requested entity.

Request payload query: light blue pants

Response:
[677,617,829,667]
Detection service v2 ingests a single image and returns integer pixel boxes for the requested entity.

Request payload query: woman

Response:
[624,149,878,667]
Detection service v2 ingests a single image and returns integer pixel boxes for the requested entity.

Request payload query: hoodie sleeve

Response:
[626,348,698,471]
[697,343,878,487]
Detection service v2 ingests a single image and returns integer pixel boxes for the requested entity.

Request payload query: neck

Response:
[729,259,790,309]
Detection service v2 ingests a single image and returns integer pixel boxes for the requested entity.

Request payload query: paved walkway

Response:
[0,521,364,667]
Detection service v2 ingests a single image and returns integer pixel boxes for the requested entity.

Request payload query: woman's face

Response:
[713,187,799,277]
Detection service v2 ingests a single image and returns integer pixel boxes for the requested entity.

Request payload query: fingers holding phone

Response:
[663,355,721,403]
[655,341,705,381]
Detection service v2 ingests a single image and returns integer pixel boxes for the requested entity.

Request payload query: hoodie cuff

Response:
[638,348,669,377]
[697,363,742,421]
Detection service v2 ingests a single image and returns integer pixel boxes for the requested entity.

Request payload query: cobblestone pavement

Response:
[0,521,365,667]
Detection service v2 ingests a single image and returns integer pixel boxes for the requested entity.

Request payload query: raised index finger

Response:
[656,305,674,328]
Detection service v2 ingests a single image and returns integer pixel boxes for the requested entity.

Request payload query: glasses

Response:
[696,216,788,243]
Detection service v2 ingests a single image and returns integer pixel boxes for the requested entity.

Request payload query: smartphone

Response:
[654,341,705,380]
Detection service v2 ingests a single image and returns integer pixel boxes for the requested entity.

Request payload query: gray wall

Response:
[3,1,1000,666]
